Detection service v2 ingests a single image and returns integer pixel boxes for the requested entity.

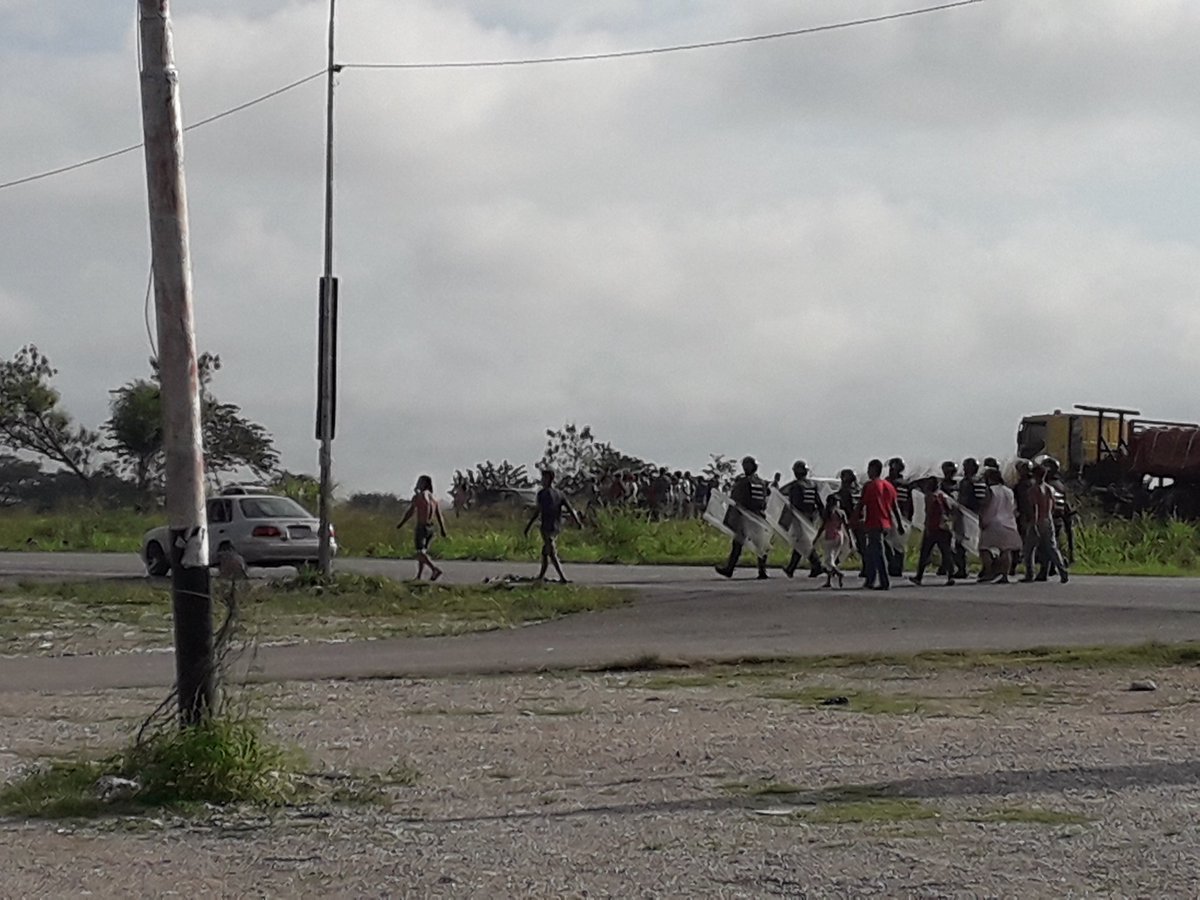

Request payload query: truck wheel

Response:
[145,541,171,577]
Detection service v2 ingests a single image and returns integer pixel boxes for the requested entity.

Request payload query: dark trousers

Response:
[786,548,823,575]
[863,528,889,589]
[885,530,905,577]
[916,529,954,581]
[726,541,767,576]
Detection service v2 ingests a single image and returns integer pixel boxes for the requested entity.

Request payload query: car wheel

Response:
[145,541,171,577]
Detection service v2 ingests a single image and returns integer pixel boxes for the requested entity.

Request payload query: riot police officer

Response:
[715,455,770,579]
[782,459,824,578]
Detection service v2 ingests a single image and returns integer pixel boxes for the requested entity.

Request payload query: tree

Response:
[105,379,163,495]
[0,345,102,494]
[539,422,648,494]
[105,353,280,494]
[0,453,41,506]
[702,453,738,489]
[270,471,321,509]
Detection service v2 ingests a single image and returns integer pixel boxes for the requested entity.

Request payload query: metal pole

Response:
[317,0,337,576]
[138,0,213,725]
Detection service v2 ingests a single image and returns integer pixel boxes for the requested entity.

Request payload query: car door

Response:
[207,498,233,550]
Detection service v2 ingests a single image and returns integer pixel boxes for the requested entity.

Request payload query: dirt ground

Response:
[2,660,1200,898]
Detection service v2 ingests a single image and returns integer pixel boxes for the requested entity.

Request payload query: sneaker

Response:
[908,576,923,586]
[945,578,956,586]
[783,566,796,579]
[757,572,769,580]
[1060,569,1069,584]
[715,566,734,578]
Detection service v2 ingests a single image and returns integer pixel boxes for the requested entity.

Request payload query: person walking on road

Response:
[978,467,1022,583]
[819,493,850,588]
[885,457,913,578]
[857,459,902,591]
[716,456,770,580]
[835,468,865,576]
[953,457,988,578]
[524,469,582,583]
[1024,464,1070,583]
[782,459,824,579]
[911,477,956,586]
[396,475,448,581]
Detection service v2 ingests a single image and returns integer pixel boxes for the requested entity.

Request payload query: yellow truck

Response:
[1015,404,1139,477]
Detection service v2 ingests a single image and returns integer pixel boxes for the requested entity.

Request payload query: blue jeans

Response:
[863,528,889,589]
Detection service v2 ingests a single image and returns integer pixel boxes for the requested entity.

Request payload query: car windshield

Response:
[237,497,312,519]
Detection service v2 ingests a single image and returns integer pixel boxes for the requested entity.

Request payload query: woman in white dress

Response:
[978,468,1022,583]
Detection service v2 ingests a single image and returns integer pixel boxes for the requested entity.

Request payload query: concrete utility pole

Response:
[138,0,214,725]
[316,0,339,576]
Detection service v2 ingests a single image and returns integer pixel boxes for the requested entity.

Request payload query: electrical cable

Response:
[143,266,157,358]
[1,0,987,192]
[343,0,986,70]
[0,70,325,192]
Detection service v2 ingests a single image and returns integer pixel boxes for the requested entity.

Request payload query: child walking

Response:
[819,494,850,588]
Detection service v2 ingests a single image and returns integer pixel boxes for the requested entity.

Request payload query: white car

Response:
[141,493,336,576]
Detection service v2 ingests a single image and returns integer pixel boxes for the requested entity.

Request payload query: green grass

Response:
[586,641,1200,685]
[0,718,301,818]
[0,508,154,553]
[5,505,1200,575]
[971,805,1093,826]
[0,574,628,650]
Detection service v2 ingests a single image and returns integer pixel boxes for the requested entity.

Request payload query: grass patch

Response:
[796,798,939,825]
[972,805,1093,826]
[0,718,300,819]
[758,686,939,716]
[0,574,628,651]
[729,779,940,826]
[7,504,1200,575]
[697,642,1200,674]
[519,706,586,717]
[639,672,728,690]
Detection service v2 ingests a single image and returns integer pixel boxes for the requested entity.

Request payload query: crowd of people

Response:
[716,454,1074,590]
[401,453,1076,588]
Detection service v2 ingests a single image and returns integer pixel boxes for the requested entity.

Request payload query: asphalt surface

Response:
[1,552,1199,692]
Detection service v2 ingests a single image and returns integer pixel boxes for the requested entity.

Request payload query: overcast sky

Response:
[2,0,1199,494]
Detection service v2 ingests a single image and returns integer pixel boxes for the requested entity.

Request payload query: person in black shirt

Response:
[524,469,582,583]
[953,457,989,578]
[885,457,913,578]
[715,456,770,579]
[936,461,959,576]
[782,459,824,578]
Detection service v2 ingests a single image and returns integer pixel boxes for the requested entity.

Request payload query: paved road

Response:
[2,552,1199,693]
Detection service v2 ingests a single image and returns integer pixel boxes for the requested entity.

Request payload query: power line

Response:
[1,0,988,192]
[0,69,325,192]
[342,0,987,70]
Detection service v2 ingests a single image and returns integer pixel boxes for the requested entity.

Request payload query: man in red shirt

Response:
[855,459,902,590]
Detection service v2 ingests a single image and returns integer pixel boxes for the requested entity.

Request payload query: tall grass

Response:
[0,507,154,552]
[3,504,1199,575]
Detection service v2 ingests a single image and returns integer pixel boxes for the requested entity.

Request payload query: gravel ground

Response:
[2,661,1200,898]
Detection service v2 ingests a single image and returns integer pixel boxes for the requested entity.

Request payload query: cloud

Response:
[2,0,1199,496]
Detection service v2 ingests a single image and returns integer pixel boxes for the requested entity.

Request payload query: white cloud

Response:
[2,0,1199,495]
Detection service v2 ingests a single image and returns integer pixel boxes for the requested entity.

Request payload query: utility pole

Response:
[138,0,213,725]
[316,0,339,576]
